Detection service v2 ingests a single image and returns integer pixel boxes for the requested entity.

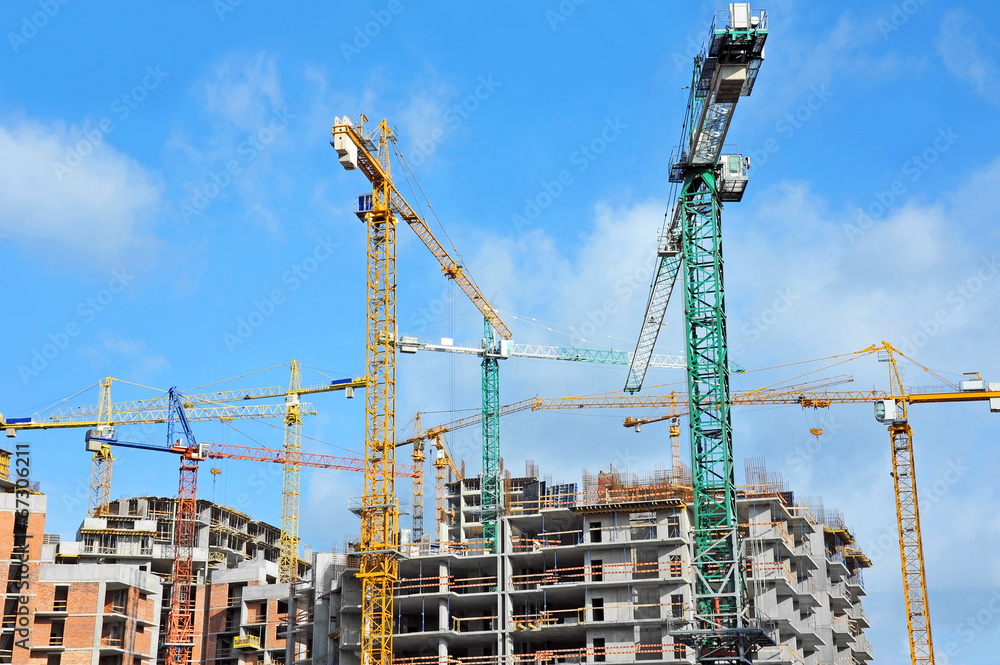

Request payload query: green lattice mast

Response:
[481,318,502,553]
[625,6,770,663]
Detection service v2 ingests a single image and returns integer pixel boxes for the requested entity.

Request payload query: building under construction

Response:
[8,452,871,665]
[329,458,873,664]
[10,492,331,665]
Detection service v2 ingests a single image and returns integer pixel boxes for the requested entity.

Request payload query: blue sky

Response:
[2,1,999,662]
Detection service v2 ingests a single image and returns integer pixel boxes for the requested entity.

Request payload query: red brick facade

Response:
[3,493,160,665]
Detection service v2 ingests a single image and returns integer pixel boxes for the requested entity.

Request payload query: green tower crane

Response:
[481,319,502,552]
[625,5,771,663]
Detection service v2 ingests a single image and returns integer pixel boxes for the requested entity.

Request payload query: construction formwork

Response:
[328,457,873,665]
[8,460,872,665]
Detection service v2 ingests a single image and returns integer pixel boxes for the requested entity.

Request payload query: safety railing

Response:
[757,643,805,665]
[234,634,261,649]
[831,616,851,635]
[452,615,498,633]
[746,560,795,587]
[391,642,679,665]
[743,521,795,550]
[511,529,582,551]
[845,572,865,591]
[796,578,820,599]
[849,604,870,626]
[852,633,874,658]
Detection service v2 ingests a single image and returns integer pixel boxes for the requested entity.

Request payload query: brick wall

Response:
[6,495,47,665]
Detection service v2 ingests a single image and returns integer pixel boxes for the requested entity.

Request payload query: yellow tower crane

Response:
[410,413,426,542]
[623,342,1000,665]
[331,114,510,665]
[1,365,365,584]
[1,376,315,515]
[280,360,303,584]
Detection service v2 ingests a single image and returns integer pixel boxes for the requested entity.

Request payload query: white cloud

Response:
[939,9,1000,106]
[744,5,902,120]
[715,162,1000,376]
[82,332,170,378]
[202,52,285,131]
[395,73,457,158]
[465,198,667,351]
[0,118,161,265]
[171,52,295,234]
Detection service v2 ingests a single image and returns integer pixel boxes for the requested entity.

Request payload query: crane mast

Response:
[359,118,399,665]
[622,5,769,662]
[279,360,303,583]
[481,319,502,552]
[628,340,1000,665]
[411,414,426,541]
[332,114,510,665]
[163,389,199,665]
[876,343,938,665]
[90,377,114,515]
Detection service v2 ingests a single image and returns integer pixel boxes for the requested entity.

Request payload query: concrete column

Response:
[438,597,448,632]
[438,561,449,593]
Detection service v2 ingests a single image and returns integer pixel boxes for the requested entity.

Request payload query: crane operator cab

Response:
[717,153,750,202]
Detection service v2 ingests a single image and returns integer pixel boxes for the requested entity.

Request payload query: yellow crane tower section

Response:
[280,360,303,584]
[623,343,1000,665]
[331,114,509,665]
[1,366,365,585]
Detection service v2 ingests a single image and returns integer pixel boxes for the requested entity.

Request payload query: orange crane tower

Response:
[331,114,510,665]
